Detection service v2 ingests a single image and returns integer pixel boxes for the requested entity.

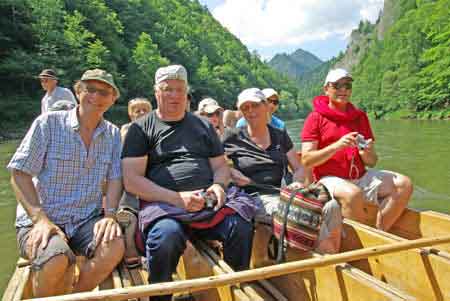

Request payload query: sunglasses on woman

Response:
[201,111,221,118]
[268,99,279,106]
[330,82,352,90]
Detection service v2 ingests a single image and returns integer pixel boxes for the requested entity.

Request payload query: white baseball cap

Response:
[197,97,223,114]
[236,88,266,109]
[262,88,279,99]
[324,68,353,86]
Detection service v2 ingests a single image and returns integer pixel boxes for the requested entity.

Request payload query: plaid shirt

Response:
[7,108,122,238]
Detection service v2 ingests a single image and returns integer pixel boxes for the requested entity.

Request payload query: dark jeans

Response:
[145,214,254,301]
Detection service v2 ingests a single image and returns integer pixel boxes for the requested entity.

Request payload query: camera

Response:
[199,191,218,209]
[356,134,369,150]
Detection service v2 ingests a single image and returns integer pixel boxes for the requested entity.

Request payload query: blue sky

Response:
[198,0,384,61]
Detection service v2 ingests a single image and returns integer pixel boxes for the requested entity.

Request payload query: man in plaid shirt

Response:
[8,69,124,297]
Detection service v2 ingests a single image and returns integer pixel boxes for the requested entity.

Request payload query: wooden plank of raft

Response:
[13,266,30,301]
[343,219,450,300]
[195,240,278,301]
[193,241,248,301]
[118,263,138,301]
[250,224,415,301]
[2,266,26,301]
[389,209,450,253]
[23,235,450,301]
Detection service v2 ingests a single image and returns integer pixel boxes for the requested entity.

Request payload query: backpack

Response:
[271,182,331,262]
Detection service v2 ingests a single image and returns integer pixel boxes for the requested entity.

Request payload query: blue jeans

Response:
[145,214,254,301]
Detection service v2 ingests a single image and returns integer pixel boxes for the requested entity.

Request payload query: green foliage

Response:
[129,32,169,96]
[0,0,301,128]
[350,0,449,118]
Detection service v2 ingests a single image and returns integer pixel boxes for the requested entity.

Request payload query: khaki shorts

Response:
[254,193,342,242]
[319,169,387,206]
[16,213,103,271]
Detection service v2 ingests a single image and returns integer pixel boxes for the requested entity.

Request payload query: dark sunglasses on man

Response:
[82,84,112,97]
[330,82,352,90]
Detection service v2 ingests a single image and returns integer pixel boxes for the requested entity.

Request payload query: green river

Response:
[0,119,449,293]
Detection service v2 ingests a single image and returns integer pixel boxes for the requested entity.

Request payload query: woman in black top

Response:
[223,88,342,254]
[222,88,309,216]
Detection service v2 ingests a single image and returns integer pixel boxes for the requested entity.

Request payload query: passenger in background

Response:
[197,97,224,137]
[118,97,152,268]
[223,109,241,129]
[37,68,77,114]
[120,98,152,141]
[8,69,124,297]
[235,88,285,130]
[301,68,413,231]
[223,87,342,253]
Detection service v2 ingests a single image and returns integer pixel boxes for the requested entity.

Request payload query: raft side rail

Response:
[24,235,450,301]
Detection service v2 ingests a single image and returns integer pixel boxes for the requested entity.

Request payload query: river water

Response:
[0,119,449,293]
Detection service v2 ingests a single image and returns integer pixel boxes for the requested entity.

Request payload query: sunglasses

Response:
[330,82,353,90]
[202,111,221,118]
[268,99,279,106]
[82,85,112,97]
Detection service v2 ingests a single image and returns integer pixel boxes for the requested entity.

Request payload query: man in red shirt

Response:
[301,68,413,231]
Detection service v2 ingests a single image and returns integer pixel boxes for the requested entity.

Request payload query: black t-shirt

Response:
[222,125,294,194]
[122,111,224,192]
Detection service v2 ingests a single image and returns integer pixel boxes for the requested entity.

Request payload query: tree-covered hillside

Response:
[295,0,449,119]
[352,0,450,118]
[0,0,303,134]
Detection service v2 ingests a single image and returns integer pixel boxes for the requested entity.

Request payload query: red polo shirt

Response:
[301,95,374,180]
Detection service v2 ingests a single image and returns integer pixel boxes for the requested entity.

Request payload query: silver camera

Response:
[356,134,369,150]
[199,191,217,209]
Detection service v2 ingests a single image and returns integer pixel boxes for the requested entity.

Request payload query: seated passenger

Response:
[8,69,124,297]
[117,97,152,267]
[301,68,413,231]
[120,97,152,141]
[235,88,285,130]
[196,97,224,137]
[121,65,256,301]
[223,88,342,253]
[223,109,242,129]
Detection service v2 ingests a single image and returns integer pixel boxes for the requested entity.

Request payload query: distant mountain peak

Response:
[268,48,323,80]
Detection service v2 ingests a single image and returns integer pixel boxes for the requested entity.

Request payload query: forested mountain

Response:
[0,0,303,134]
[269,49,323,80]
[296,0,450,119]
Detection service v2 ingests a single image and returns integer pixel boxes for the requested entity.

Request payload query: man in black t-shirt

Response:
[121,65,254,301]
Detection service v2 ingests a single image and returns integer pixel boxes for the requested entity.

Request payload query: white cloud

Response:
[211,0,384,49]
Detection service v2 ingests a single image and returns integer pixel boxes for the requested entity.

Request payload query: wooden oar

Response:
[25,235,450,301]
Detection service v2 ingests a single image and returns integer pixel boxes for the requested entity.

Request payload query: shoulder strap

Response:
[276,187,303,263]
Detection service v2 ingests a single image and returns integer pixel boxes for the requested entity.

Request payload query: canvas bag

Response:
[271,182,331,262]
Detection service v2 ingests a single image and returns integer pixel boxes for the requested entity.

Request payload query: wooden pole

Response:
[26,235,450,301]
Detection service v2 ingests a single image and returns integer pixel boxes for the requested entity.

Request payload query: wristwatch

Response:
[104,207,117,216]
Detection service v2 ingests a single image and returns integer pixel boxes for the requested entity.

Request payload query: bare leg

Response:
[333,181,367,224]
[376,172,413,231]
[31,254,73,297]
[316,199,343,254]
[316,227,342,254]
[73,238,125,292]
